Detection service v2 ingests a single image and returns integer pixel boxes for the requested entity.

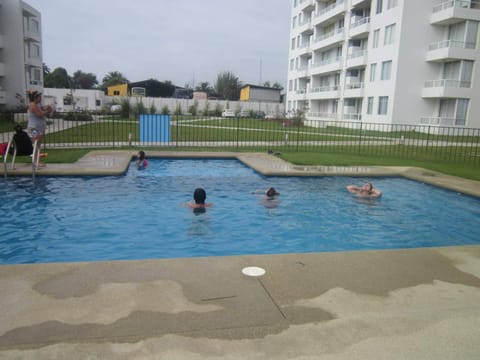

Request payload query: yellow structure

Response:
[107,84,128,96]
[240,86,250,101]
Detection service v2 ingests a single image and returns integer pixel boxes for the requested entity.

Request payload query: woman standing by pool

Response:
[27,91,51,168]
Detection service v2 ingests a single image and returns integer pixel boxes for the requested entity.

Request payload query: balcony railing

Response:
[343,113,362,121]
[345,82,364,89]
[312,57,342,67]
[428,39,476,50]
[420,117,466,126]
[433,0,480,13]
[310,85,340,92]
[315,0,345,17]
[347,49,367,59]
[424,79,471,88]
[350,16,370,28]
[307,112,339,119]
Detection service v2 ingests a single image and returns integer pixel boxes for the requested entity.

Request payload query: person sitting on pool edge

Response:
[346,182,382,198]
[185,188,213,213]
[136,150,148,170]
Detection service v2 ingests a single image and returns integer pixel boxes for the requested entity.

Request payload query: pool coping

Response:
[2,150,480,197]
[1,150,479,358]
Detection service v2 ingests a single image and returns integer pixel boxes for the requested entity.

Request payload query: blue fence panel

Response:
[139,114,171,142]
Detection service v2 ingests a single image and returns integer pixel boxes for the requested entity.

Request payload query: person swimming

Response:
[346,182,382,198]
[257,187,281,208]
[185,188,213,213]
[136,150,148,170]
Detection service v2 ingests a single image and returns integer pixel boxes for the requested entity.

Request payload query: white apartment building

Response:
[286,0,480,129]
[0,0,43,110]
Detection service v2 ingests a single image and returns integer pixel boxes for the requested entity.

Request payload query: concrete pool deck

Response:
[1,151,479,359]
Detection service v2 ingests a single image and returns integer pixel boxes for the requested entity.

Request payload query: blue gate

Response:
[139,114,171,142]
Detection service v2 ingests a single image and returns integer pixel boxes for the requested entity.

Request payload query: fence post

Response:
[426,125,430,151]
[357,121,363,154]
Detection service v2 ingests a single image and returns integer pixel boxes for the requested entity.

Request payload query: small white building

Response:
[43,88,106,112]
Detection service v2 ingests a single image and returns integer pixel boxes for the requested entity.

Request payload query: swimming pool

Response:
[1,159,479,264]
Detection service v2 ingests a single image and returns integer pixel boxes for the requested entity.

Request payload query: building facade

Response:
[286,0,480,129]
[0,0,43,110]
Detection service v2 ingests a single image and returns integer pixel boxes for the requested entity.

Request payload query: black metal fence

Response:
[1,111,479,165]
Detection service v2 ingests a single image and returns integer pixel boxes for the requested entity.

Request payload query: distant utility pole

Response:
[259,59,263,86]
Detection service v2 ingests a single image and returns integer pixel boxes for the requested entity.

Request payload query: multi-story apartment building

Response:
[286,0,480,129]
[0,0,43,110]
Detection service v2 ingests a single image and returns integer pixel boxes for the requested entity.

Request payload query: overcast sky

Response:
[26,0,292,88]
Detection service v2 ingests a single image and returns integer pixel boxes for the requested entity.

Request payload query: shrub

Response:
[161,105,170,115]
[149,103,157,114]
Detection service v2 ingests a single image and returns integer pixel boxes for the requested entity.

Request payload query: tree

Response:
[263,81,271,87]
[215,71,240,100]
[272,82,284,91]
[101,71,129,89]
[72,70,98,89]
[195,82,214,96]
[44,67,71,88]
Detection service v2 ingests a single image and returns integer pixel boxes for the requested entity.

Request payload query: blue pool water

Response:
[1,159,479,264]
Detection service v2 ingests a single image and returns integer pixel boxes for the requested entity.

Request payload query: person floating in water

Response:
[253,187,281,208]
[346,182,382,198]
[185,188,213,214]
[136,150,148,170]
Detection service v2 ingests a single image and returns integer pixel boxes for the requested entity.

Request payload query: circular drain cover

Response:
[242,266,266,277]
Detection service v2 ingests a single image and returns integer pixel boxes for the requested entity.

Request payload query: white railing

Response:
[312,57,342,67]
[350,16,370,28]
[314,27,344,43]
[345,82,364,89]
[420,117,466,126]
[343,113,362,121]
[307,112,339,119]
[315,0,345,17]
[433,0,480,13]
[424,79,471,88]
[347,49,367,59]
[296,88,308,95]
[310,85,340,92]
[428,39,476,50]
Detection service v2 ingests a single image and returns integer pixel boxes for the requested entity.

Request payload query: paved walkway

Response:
[1,151,479,359]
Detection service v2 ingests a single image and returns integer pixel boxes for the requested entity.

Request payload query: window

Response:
[290,59,294,71]
[387,0,398,9]
[384,24,396,45]
[30,19,39,33]
[376,0,383,14]
[113,91,120,96]
[372,29,380,48]
[367,97,374,114]
[378,96,388,115]
[292,16,297,28]
[369,63,377,81]
[381,60,392,80]
[33,68,41,81]
[291,38,295,50]
[288,80,293,91]
[96,100,101,107]
[455,99,469,125]
[31,43,40,58]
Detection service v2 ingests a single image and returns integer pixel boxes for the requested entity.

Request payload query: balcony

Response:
[346,49,368,68]
[420,116,466,126]
[296,65,310,78]
[431,0,480,25]
[422,79,472,98]
[349,17,370,38]
[426,40,477,61]
[311,57,343,74]
[314,0,347,25]
[343,113,362,121]
[297,18,314,35]
[0,91,5,104]
[300,0,316,11]
[310,85,341,99]
[24,30,41,42]
[306,112,339,121]
[312,28,345,50]
[351,0,370,7]
[25,56,42,68]
[343,82,365,97]
[297,41,311,56]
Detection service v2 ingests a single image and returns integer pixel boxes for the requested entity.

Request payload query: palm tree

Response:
[101,71,129,89]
